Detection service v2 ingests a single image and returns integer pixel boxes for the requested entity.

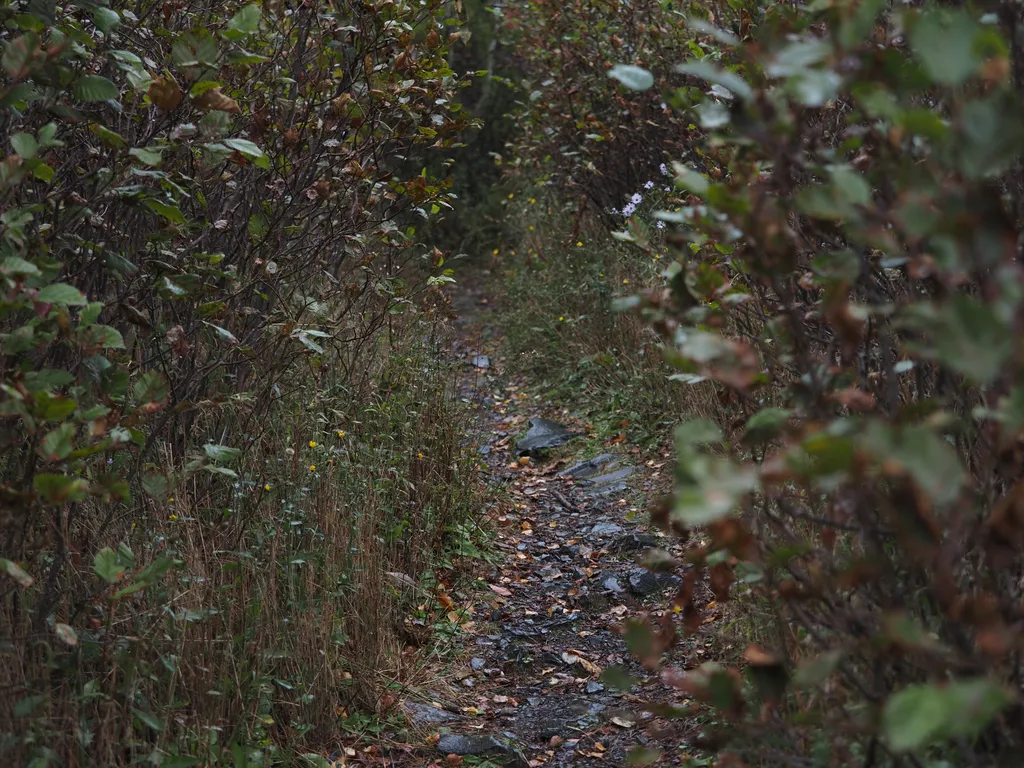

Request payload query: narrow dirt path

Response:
[394,277,708,767]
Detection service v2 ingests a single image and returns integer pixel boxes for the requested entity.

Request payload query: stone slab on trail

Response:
[516,417,580,455]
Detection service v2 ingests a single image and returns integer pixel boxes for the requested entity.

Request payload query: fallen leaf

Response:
[489,584,512,597]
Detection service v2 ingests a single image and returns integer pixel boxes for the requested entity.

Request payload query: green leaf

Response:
[793,649,843,689]
[143,199,187,226]
[37,393,77,421]
[861,422,965,506]
[11,132,37,158]
[248,212,269,240]
[34,474,89,504]
[203,321,239,345]
[608,64,654,91]
[742,408,790,445]
[132,370,169,408]
[1,255,40,275]
[128,146,164,167]
[13,694,46,717]
[203,443,241,462]
[93,546,126,584]
[675,60,753,100]
[93,7,121,33]
[903,295,1013,385]
[142,472,169,499]
[72,75,119,102]
[883,679,1011,754]
[221,138,269,169]
[909,9,980,87]
[40,423,75,461]
[94,325,126,349]
[672,162,709,195]
[132,708,164,732]
[37,283,87,306]
[224,4,261,40]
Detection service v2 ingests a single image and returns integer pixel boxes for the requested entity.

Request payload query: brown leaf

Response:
[193,87,241,113]
[488,584,512,597]
[148,76,182,111]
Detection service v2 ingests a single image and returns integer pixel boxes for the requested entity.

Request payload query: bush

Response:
[0,0,481,763]
[506,0,1024,764]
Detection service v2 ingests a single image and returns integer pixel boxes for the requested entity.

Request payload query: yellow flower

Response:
[623,279,630,285]
[308,440,318,448]
[492,249,499,256]
[528,225,534,231]
[507,193,514,199]
[417,452,425,459]
[168,497,175,503]
[264,483,272,491]
[169,513,178,521]
[309,464,317,472]
[529,198,536,204]
[559,316,565,322]
[337,430,345,437]
[576,241,583,247]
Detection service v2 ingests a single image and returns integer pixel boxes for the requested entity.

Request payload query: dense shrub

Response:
[505,0,1024,764]
[0,0,481,763]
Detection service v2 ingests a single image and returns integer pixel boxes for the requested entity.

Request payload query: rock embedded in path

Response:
[588,522,624,537]
[557,453,617,479]
[609,532,659,554]
[436,733,528,767]
[404,701,462,725]
[601,575,624,593]
[516,418,579,455]
[470,354,490,369]
[580,466,634,496]
[627,567,682,596]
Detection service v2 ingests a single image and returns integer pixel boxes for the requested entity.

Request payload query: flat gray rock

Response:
[516,418,579,455]
[588,522,623,536]
[609,533,659,554]
[581,467,634,496]
[601,575,624,593]
[471,354,490,369]
[436,734,527,766]
[557,453,617,479]
[627,568,681,596]
[404,702,462,725]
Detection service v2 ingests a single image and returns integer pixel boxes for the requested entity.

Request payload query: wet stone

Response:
[557,453,617,479]
[404,702,462,725]
[436,734,527,766]
[589,522,623,536]
[601,575,624,593]
[470,354,490,369]
[471,657,486,671]
[516,418,579,455]
[609,532,659,554]
[581,467,635,496]
[627,568,682,596]
[585,681,606,694]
